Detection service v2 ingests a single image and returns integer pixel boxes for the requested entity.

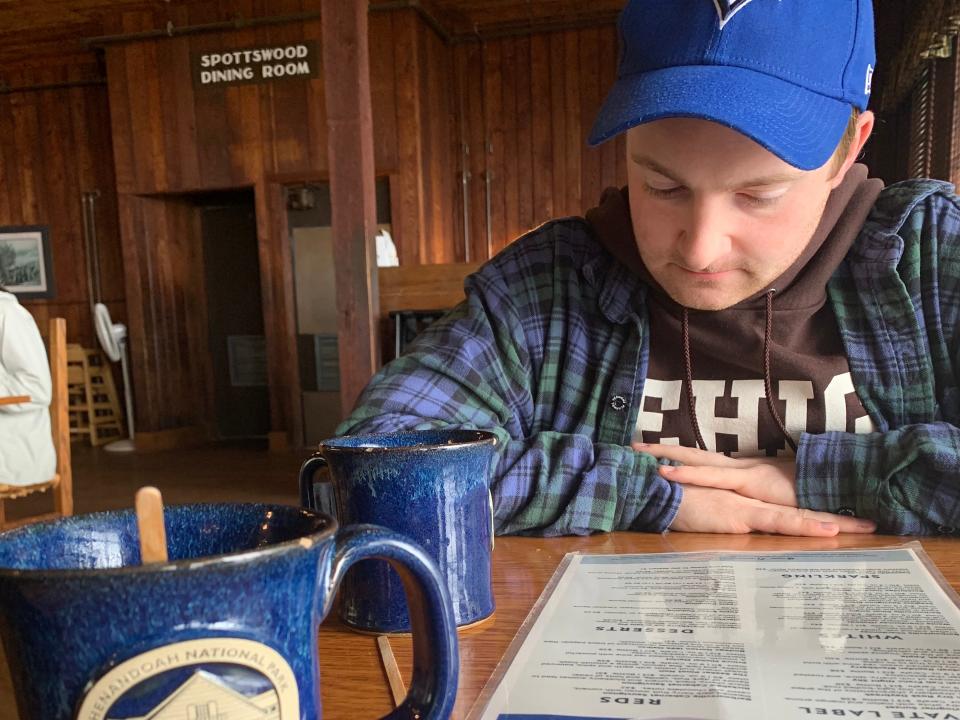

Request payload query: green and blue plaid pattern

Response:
[341,180,960,536]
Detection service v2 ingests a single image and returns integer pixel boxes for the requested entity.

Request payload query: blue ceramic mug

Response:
[299,429,498,633]
[0,503,458,720]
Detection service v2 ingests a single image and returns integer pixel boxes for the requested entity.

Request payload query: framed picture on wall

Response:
[0,226,55,300]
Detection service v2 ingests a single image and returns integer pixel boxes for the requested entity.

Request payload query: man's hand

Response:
[632,443,877,536]
[669,485,875,536]
[633,442,798,506]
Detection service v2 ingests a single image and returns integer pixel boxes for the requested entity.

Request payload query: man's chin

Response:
[663,285,753,311]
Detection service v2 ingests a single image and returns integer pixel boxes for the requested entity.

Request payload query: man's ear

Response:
[830,110,876,188]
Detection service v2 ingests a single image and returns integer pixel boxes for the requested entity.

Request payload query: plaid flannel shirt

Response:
[339,179,960,537]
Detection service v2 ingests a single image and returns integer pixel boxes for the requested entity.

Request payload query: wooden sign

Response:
[193,41,320,89]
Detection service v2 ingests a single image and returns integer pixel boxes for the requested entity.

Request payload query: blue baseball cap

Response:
[588,0,876,170]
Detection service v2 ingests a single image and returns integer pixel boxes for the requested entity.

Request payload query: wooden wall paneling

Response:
[421,21,459,263]
[235,85,266,183]
[70,86,97,197]
[482,40,507,256]
[123,42,159,191]
[171,201,194,424]
[0,101,10,222]
[145,43,171,192]
[117,194,155,427]
[598,26,621,192]
[949,49,960,188]
[418,23,437,262]
[370,12,399,173]
[149,196,178,428]
[79,88,126,312]
[438,27,464,263]
[0,76,123,348]
[168,39,202,191]
[931,51,958,183]
[304,24,331,175]
[549,32,568,218]
[151,198,178,426]
[464,42,488,262]
[178,197,213,431]
[257,40,282,181]
[119,9,155,35]
[259,180,302,448]
[184,203,215,436]
[191,49,233,190]
[105,50,136,194]
[579,26,602,211]
[123,195,210,431]
[448,42,468,264]
[264,22,313,176]
[499,37,520,243]
[156,39,186,191]
[563,30,583,216]
[452,44,470,262]
[95,9,633,440]
[530,33,554,225]
[9,95,41,221]
[416,20,439,263]
[452,43,472,261]
[392,8,427,266]
[224,28,264,181]
[514,35,534,236]
[37,89,84,310]
[0,88,25,217]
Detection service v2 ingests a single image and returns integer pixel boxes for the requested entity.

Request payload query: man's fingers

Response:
[750,505,837,537]
[633,442,742,467]
[659,463,749,492]
[797,507,876,534]
[659,462,798,507]
[669,486,878,537]
[752,505,876,537]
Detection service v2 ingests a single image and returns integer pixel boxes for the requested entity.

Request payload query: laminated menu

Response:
[468,545,960,720]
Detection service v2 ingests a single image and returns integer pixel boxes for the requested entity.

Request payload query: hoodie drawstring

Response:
[681,290,798,455]
[763,290,798,453]
[681,307,708,451]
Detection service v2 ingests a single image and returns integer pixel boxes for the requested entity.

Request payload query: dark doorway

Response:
[199,189,270,439]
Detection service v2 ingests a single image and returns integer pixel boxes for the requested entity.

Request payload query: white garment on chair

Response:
[0,290,56,486]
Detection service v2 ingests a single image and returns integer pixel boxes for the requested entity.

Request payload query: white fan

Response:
[94,303,136,453]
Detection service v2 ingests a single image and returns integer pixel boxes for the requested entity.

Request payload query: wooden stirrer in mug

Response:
[135,486,168,564]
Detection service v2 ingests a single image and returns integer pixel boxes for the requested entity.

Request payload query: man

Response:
[339,0,960,538]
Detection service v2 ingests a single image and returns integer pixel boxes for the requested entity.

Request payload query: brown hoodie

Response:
[586,164,884,457]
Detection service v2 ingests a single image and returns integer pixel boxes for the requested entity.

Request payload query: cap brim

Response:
[588,65,852,171]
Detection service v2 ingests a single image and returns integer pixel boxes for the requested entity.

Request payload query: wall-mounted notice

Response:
[192,41,319,89]
[469,545,960,720]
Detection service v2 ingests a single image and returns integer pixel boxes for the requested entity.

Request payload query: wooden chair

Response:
[0,317,74,529]
[378,262,481,360]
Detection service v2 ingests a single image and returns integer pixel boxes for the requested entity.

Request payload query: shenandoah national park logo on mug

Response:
[76,638,299,720]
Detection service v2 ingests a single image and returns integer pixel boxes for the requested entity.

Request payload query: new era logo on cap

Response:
[713,0,758,28]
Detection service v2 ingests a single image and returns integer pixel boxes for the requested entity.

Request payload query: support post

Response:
[322,0,381,416]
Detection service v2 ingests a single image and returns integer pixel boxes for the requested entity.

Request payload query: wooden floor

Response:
[0,441,305,720]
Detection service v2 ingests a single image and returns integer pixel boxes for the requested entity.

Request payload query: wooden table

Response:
[0,396,29,406]
[318,532,960,718]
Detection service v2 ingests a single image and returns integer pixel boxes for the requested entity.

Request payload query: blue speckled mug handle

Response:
[324,525,459,720]
[299,453,338,519]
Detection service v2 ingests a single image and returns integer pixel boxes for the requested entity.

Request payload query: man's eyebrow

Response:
[631,154,804,189]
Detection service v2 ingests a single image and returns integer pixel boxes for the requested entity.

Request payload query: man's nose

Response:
[676,197,733,271]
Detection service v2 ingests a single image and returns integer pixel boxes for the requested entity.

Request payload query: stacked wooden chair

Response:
[67,345,124,446]
[0,317,74,529]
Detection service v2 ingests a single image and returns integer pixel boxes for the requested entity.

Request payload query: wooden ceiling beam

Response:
[0,0,626,66]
